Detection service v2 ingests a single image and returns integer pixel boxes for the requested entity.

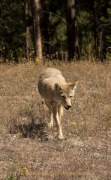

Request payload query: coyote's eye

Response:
[62,95,65,99]
[70,96,73,98]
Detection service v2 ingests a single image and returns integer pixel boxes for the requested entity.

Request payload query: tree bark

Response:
[101,0,110,61]
[41,0,50,55]
[66,0,75,60]
[75,20,80,60]
[32,0,42,61]
[26,1,29,58]
[93,0,100,60]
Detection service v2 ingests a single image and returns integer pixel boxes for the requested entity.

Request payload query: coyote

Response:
[38,68,78,139]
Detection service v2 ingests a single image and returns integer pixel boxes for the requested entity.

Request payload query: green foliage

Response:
[107,8,111,14]
[0,0,111,61]
[0,0,31,59]
[77,11,90,25]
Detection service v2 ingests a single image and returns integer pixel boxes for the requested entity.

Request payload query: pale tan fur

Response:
[38,68,78,139]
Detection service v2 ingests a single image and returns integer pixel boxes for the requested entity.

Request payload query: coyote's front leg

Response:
[52,105,64,140]
[58,105,63,123]
[48,108,53,128]
[45,100,53,128]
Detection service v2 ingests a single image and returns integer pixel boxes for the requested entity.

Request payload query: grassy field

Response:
[0,60,111,180]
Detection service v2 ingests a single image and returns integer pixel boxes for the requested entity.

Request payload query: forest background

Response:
[0,0,111,62]
[0,1,111,179]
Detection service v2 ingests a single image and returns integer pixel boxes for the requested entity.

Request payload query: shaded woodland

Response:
[0,0,111,62]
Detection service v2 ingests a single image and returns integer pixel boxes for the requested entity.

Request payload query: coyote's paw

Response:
[58,134,64,140]
[48,122,53,128]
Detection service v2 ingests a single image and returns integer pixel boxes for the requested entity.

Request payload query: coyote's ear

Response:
[55,83,62,92]
[68,81,78,90]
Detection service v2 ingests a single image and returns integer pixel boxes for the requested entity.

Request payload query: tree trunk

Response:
[32,0,42,61]
[93,0,100,60]
[41,0,50,55]
[66,0,75,60]
[75,20,80,60]
[102,0,110,61]
[26,1,29,59]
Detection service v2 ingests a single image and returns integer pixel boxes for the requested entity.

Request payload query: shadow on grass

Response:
[9,117,48,141]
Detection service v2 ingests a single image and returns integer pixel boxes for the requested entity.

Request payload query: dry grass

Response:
[0,60,111,180]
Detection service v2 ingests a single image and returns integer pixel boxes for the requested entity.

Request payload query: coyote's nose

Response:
[67,105,71,109]
[66,105,71,110]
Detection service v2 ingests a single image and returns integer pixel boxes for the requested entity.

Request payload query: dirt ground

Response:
[0,60,111,180]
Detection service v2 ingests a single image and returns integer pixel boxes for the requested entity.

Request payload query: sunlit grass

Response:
[0,60,111,179]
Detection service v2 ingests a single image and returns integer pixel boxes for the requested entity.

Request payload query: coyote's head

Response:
[54,81,78,110]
